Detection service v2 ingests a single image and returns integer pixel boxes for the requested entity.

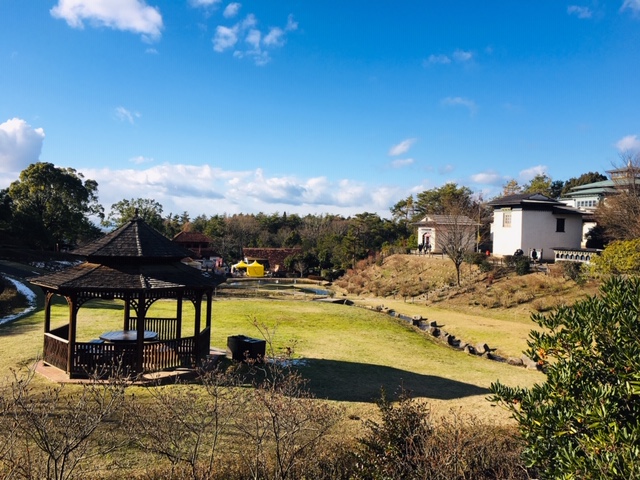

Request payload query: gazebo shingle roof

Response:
[74,216,193,261]
[29,216,223,292]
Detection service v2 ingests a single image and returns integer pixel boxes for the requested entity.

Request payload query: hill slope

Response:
[333,254,600,358]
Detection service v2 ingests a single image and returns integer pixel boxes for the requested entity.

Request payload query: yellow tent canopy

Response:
[233,260,249,269]
[246,260,265,277]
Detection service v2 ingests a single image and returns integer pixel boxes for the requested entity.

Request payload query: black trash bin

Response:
[227,335,266,362]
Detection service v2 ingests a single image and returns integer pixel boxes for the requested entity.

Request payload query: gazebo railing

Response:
[44,333,68,371]
[144,337,196,371]
[44,329,211,378]
[73,342,137,378]
[129,317,178,340]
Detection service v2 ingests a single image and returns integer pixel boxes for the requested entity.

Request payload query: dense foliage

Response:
[590,239,640,275]
[3,162,103,249]
[490,276,640,479]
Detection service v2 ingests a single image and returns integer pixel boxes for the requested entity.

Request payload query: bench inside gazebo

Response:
[30,215,224,379]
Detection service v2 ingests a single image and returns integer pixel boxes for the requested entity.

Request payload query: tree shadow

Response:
[300,358,490,403]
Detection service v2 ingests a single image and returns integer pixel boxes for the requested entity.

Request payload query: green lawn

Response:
[0,296,543,425]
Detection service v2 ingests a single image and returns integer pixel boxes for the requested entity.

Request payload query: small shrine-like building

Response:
[30,215,224,379]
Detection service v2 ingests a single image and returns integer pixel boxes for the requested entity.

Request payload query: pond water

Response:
[221,279,331,296]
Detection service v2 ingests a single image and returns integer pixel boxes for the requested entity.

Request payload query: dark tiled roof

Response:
[414,214,477,226]
[73,217,192,261]
[30,261,223,291]
[487,193,557,206]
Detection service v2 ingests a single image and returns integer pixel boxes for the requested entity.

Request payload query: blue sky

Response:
[1,0,640,219]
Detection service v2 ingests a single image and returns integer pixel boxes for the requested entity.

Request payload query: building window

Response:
[556,218,565,232]
[503,212,511,227]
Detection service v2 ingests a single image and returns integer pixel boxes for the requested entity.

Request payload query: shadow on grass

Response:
[301,358,490,403]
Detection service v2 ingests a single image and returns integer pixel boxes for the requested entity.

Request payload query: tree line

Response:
[1,161,636,271]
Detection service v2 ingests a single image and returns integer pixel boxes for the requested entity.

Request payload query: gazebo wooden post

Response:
[124,294,131,331]
[205,290,212,329]
[176,292,183,340]
[136,291,146,374]
[43,291,53,333]
[66,293,78,376]
[193,294,202,365]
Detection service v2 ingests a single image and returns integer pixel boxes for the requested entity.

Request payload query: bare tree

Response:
[124,368,242,480]
[2,366,125,480]
[594,151,640,241]
[233,321,342,480]
[436,198,478,287]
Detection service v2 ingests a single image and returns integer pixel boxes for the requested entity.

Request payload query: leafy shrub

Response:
[354,389,528,480]
[561,261,586,285]
[590,238,640,275]
[513,256,530,276]
[464,252,486,265]
[479,259,493,272]
[490,276,640,479]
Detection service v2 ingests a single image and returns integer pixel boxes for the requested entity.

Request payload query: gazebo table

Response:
[100,330,159,343]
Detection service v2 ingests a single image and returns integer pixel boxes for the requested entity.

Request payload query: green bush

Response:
[479,259,493,273]
[513,256,530,276]
[354,389,528,480]
[490,276,640,479]
[465,252,486,265]
[561,261,585,285]
[590,238,640,275]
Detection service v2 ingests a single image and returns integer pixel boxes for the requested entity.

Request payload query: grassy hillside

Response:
[332,254,600,358]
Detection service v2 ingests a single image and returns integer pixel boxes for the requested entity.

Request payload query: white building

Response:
[488,193,584,262]
[414,214,478,254]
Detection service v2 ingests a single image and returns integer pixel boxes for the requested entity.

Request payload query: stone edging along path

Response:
[361,302,541,371]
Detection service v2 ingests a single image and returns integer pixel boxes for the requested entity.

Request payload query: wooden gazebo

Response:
[30,216,224,379]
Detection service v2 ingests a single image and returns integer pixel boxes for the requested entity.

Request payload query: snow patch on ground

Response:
[0,276,37,326]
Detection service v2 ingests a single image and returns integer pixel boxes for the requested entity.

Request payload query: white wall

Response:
[520,210,582,261]
[491,209,523,257]
[492,208,583,260]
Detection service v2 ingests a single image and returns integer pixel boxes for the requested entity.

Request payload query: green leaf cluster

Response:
[590,239,640,275]
[490,276,640,479]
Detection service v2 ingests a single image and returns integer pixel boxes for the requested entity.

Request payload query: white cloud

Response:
[115,106,140,124]
[213,25,239,51]
[78,164,399,217]
[213,13,297,65]
[189,0,221,7]
[438,164,455,175]
[264,27,285,47]
[389,138,416,156]
[453,49,473,62]
[242,13,257,29]
[0,118,45,176]
[425,54,451,65]
[391,158,414,168]
[615,134,640,152]
[50,0,163,42]
[621,0,640,14]
[518,165,547,182]
[223,2,241,18]
[471,171,503,185]
[245,29,261,49]
[425,49,472,66]
[567,5,593,18]
[285,14,298,31]
[441,96,477,115]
